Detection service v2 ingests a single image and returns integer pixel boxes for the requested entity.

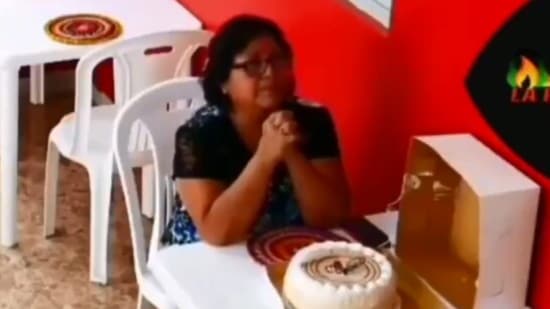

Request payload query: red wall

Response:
[97,0,550,306]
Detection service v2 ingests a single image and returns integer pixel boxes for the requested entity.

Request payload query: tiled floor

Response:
[0,85,139,308]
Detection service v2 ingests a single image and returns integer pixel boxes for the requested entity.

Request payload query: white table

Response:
[149,212,399,309]
[0,0,201,247]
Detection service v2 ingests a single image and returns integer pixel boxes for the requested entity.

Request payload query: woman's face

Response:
[224,36,295,112]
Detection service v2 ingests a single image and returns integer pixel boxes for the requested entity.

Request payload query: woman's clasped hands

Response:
[256,110,302,167]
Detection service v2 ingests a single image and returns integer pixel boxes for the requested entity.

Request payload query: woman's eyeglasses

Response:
[232,55,292,78]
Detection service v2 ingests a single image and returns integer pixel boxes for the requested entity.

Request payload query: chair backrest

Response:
[112,30,210,105]
[72,30,212,155]
[113,77,205,283]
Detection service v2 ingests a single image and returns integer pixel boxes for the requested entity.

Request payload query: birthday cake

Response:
[283,241,397,309]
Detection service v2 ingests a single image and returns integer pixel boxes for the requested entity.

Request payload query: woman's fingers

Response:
[283,132,302,147]
[269,110,294,129]
[264,111,301,149]
[279,121,298,135]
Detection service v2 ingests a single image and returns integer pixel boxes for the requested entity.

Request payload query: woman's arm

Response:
[175,113,292,246]
[277,104,351,228]
[177,153,277,246]
[284,149,351,228]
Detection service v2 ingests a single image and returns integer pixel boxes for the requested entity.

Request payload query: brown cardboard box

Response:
[394,134,540,309]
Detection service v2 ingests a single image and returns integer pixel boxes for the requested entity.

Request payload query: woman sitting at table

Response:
[162,14,351,246]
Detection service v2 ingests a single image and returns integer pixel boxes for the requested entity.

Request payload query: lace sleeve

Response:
[172,124,221,179]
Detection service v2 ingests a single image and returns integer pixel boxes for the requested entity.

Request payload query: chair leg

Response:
[30,65,45,105]
[43,140,60,237]
[141,165,155,219]
[88,164,114,285]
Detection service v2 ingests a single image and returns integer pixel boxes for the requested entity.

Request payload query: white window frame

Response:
[347,0,395,30]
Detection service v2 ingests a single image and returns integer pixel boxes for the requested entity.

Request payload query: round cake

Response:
[283,241,397,309]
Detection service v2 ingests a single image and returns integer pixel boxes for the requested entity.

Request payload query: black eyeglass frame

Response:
[232,55,293,78]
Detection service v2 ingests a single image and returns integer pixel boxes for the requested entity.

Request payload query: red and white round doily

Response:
[45,13,123,45]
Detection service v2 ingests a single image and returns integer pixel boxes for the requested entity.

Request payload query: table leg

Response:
[30,65,45,105]
[0,68,20,247]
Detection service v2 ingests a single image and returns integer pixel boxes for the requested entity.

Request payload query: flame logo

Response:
[507,56,550,88]
[516,56,539,88]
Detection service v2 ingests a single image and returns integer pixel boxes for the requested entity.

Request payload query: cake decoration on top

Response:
[283,241,398,309]
[303,254,382,287]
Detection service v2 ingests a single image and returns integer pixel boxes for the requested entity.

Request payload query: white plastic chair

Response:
[113,77,205,309]
[42,30,212,285]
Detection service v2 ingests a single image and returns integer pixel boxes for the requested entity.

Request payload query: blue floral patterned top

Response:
[161,100,340,245]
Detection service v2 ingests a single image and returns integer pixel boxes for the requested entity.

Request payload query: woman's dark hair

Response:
[202,14,293,108]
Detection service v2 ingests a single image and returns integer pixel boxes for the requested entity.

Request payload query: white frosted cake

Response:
[283,241,397,309]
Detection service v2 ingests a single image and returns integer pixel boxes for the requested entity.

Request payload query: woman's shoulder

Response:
[290,99,341,158]
[291,99,326,110]
[289,99,334,126]
[176,104,229,139]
